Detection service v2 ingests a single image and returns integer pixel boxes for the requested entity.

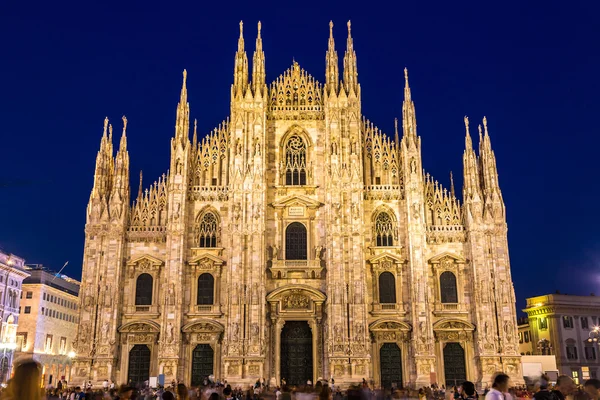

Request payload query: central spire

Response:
[325,20,339,94]
[401,68,417,144]
[174,69,190,146]
[343,20,358,95]
[233,20,249,96]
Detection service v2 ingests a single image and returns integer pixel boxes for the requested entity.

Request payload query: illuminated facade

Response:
[73,21,522,388]
[0,250,29,383]
[15,266,80,386]
[523,294,600,384]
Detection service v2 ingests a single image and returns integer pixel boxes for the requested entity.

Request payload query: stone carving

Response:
[282,292,309,309]
[271,244,280,260]
[333,323,343,341]
[504,321,514,341]
[231,322,239,342]
[354,323,364,342]
[101,320,110,343]
[439,321,470,330]
[166,323,175,343]
[315,246,323,260]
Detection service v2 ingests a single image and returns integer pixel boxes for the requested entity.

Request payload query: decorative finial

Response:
[239,20,243,37]
[450,171,455,198]
[347,20,351,35]
[182,69,187,87]
[257,21,261,37]
[103,117,109,136]
[464,116,469,131]
[108,123,113,139]
[329,20,334,36]
[394,118,398,135]
[404,67,409,85]
[138,170,143,199]
[122,115,128,133]
[478,124,483,140]
[483,116,488,133]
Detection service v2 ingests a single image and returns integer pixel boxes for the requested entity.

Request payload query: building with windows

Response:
[522,294,600,384]
[73,21,522,389]
[0,249,30,383]
[15,265,80,386]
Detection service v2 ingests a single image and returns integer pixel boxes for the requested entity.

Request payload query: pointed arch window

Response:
[197,273,215,305]
[378,272,396,304]
[135,274,153,306]
[199,212,218,248]
[375,212,395,246]
[440,271,458,304]
[284,135,307,186]
[285,222,307,260]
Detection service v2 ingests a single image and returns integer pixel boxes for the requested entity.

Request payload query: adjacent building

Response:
[522,293,600,384]
[73,21,523,389]
[0,249,30,383]
[15,265,80,386]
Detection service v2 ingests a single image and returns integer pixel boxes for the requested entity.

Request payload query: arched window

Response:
[285,222,307,260]
[375,212,394,246]
[284,135,307,185]
[197,273,215,305]
[199,212,218,248]
[135,274,153,305]
[378,272,396,304]
[440,271,458,304]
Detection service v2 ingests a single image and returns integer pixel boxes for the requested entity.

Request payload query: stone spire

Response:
[462,116,481,202]
[325,20,339,95]
[343,20,358,95]
[233,20,249,97]
[401,68,418,146]
[252,21,266,96]
[110,116,130,220]
[478,117,503,212]
[91,117,114,201]
[174,70,190,147]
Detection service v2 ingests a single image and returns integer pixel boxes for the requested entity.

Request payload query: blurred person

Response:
[118,384,134,400]
[552,375,575,400]
[461,381,477,400]
[485,373,510,400]
[177,383,190,400]
[585,379,600,400]
[3,359,43,400]
[533,375,552,400]
[162,391,176,400]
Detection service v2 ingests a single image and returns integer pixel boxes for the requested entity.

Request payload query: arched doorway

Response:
[380,343,402,389]
[191,344,214,387]
[128,344,151,385]
[443,342,466,387]
[280,321,312,386]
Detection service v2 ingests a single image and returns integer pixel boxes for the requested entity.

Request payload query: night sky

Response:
[1,2,598,313]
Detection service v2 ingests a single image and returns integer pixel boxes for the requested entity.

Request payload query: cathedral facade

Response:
[73,21,522,389]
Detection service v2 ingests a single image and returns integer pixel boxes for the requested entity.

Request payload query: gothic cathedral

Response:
[73,21,522,389]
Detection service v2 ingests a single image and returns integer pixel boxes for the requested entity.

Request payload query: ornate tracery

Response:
[197,212,219,248]
[284,135,307,186]
[374,211,395,246]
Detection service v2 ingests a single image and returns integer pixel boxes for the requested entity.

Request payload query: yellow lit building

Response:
[522,294,600,384]
[15,266,80,386]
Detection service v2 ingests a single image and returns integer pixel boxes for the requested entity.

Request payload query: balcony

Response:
[364,185,403,200]
[433,302,468,316]
[269,259,324,279]
[188,186,229,201]
[186,304,223,318]
[123,305,160,318]
[371,303,407,317]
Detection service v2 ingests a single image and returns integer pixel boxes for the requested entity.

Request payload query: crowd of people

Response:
[2,359,600,400]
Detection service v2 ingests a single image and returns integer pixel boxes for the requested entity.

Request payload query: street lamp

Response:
[588,326,600,343]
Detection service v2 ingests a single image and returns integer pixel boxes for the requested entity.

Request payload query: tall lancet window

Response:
[374,212,395,246]
[284,135,307,186]
[199,212,218,248]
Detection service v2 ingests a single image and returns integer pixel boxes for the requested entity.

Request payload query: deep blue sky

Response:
[1,1,598,312]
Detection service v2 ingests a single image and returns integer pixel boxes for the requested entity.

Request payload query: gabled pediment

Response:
[127,254,164,267]
[367,251,405,265]
[433,318,475,331]
[271,195,323,209]
[428,252,467,264]
[188,252,226,266]
[369,319,412,331]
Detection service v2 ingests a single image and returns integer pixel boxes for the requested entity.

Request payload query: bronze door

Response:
[380,342,403,389]
[443,342,466,387]
[191,344,214,387]
[280,321,313,386]
[127,344,151,386]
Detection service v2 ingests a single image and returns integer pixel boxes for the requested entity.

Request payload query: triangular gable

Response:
[271,195,323,209]
[428,252,467,264]
[188,252,226,266]
[127,254,164,266]
[367,251,405,264]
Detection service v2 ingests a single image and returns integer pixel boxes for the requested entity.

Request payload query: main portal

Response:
[280,321,313,386]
